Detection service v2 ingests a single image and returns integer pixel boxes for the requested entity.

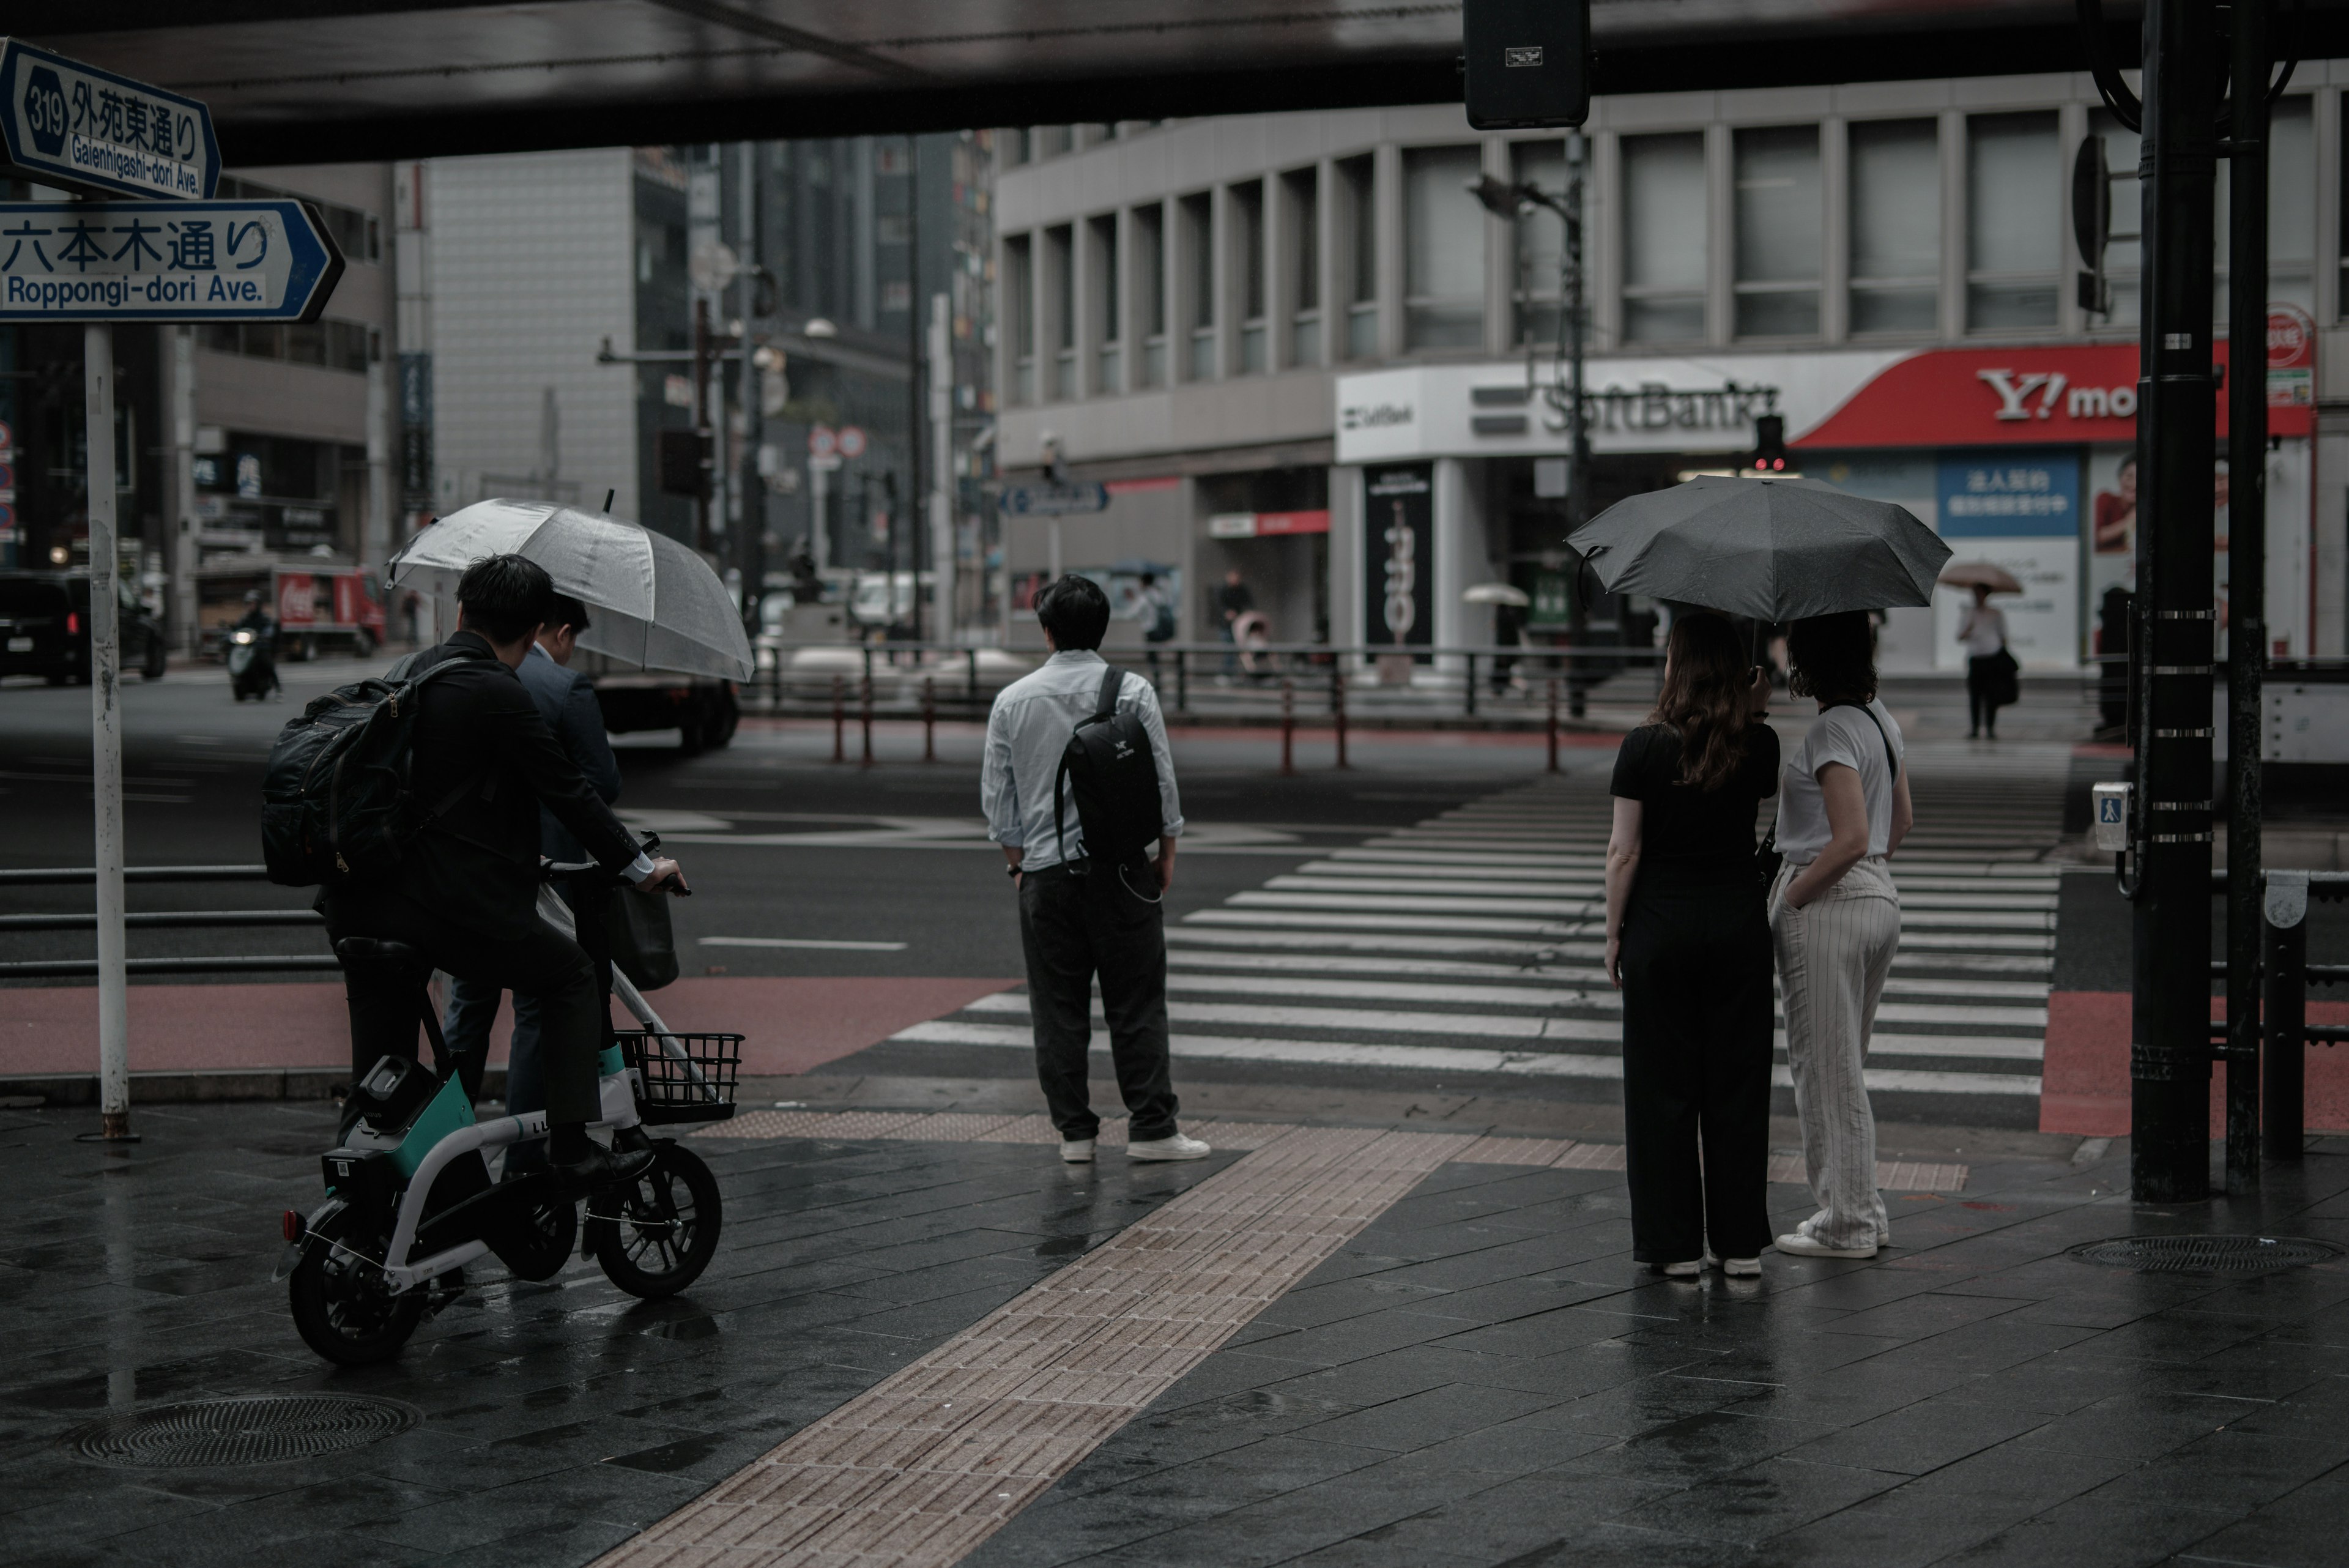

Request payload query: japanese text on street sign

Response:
[1000,482,1111,516]
[0,200,344,322]
[0,40,218,200]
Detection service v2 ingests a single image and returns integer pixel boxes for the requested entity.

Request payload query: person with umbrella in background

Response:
[1572,472,1946,1265]
[1603,612,1778,1277]
[1942,562,2021,740]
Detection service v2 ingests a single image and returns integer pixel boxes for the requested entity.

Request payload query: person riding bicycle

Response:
[321,554,688,1192]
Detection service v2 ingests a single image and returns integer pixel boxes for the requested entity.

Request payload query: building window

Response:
[1233,180,1267,373]
[1000,128,1028,167]
[1045,225,1075,400]
[1966,111,2060,331]
[1136,204,1168,387]
[1285,167,1320,365]
[1732,125,1821,339]
[1622,132,1707,344]
[1338,155,1377,359]
[1403,146,1485,350]
[1033,125,1071,159]
[1006,234,1034,404]
[1509,141,1569,348]
[1090,215,1120,395]
[193,317,375,374]
[1849,119,1940,335]
[1182,193,1215,380]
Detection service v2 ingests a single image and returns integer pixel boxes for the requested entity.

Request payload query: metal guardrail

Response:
[0,863,333,979]
[2260,870,2349,1158]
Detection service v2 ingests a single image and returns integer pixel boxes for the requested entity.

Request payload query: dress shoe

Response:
[554,1141,655,1194]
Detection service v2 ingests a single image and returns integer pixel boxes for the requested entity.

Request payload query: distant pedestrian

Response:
[1138,571,1177,644]
[1770,612,1911,1260]
[1605,614,1778,1278]
[1214,568,1252,676]
[982,574,1208,1165]
[1959,584,2011,739]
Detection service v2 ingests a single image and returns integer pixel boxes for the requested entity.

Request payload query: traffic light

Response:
[1463,0,1592,130]
[1749,414,1787,474]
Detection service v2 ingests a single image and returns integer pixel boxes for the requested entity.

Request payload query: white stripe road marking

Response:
[1299,860,2060,897]
[698,937,911,951]
[1160,949,2052,999]
[1162,932,2053,977]
[888,1020,2044,1090]
[1181,908,2057,949]
[1264,875,2058,911]
[1228,891,2057,929]
[1149,972,2050,1027]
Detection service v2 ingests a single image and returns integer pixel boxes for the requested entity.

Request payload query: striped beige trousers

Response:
[1770,856,1901,1252]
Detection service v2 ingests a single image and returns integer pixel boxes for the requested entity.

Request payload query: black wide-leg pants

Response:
[1017,860,1180,1143]
[1618,871,1776,1263]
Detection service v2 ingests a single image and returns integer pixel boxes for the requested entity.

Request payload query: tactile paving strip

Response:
[593,1126,1476,1568]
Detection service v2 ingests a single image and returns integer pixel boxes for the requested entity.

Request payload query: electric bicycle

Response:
[278,870,740,1365]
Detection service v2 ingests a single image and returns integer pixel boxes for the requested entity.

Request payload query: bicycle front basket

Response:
[618,1030,742,1124]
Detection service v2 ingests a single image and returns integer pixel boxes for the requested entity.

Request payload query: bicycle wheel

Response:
[289,1218,424,1365]
[587,1144,721,1298]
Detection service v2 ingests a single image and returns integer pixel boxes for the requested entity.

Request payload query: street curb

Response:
[0,1065,508,1107]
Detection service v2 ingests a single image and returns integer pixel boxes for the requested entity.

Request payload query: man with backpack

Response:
[982,574,1208,1165]
[315,555,687,1192]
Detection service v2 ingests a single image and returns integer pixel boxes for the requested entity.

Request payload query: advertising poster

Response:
[1364,464,1434,660]
[2085,442,2311,657]
[1934,451,2079,670]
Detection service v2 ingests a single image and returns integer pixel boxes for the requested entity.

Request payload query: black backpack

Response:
[259,661,478,888]
[1053,666,1167,869]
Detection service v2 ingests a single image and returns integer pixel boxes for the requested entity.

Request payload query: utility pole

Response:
[928,291,953,642]
[692,297,714,555]
[2225,0,2271,1184]
[168,325,198,656]
[2130,0,2222,1202]
[737,141,763,629]
[903,134,924,639]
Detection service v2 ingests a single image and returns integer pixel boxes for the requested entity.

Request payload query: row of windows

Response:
[1000,99,2321,404]
[215,176,383,266]
[196,318,380,374]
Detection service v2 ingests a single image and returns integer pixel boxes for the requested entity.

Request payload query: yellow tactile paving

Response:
[593,1126,1477,1568]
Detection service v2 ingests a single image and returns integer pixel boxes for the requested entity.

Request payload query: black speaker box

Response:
[1463,0,1593,130]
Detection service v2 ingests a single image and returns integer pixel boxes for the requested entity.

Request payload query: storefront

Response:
[1335,336,2317,672]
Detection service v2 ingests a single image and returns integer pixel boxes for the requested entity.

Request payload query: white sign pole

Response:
[84,319,133,1142]
[927,291,952,642]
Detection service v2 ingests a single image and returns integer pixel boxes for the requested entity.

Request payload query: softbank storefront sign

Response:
[1334,339,2314,666]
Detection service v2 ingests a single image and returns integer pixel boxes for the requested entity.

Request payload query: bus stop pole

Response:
[84,321,136,1143]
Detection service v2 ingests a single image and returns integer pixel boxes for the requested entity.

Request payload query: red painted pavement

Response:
[2040,990,2349,1136]
[0,976,1019,1082]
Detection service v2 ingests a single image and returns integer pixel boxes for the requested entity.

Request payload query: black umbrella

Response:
[1571,475,1950,621]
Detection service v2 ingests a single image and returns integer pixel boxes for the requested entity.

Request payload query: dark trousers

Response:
[1619,872,1775,1263]
[440,875,613,1120]
[1017,861,1179,1142]
[1967,655,2002,735]
[325,888,604,1126]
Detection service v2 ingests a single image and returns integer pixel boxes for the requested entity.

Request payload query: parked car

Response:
[0,571,169,683]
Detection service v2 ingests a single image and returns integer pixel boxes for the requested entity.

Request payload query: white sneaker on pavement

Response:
[1721,1257,1762,1277]
[1658,1259,1702,1278]
[1060,1139,1095,1164]
[1127,1133,1211,1161]
[1774,1231,1877,1259]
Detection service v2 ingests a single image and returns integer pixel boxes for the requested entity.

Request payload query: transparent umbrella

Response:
[388,499,754,680]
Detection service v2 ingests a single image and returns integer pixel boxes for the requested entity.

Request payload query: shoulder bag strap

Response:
[1825,699,1899,785]
[1095,663,1123,715]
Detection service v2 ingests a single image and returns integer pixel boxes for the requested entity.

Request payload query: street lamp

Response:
[1472,135,1589,712]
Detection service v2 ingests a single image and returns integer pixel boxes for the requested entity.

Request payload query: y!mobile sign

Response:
[0,40,218,201]
[0,200,344,321]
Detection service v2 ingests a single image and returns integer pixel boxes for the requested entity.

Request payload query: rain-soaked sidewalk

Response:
[3,1097,2348,1568]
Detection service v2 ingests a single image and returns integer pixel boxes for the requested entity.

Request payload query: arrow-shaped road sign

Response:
[0,40,218,201]
[0,199,344,322]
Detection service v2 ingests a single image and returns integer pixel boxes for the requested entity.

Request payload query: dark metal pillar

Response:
[2131,0,2220,1203]
[2224,0,2270,1192]
[2262,873,2307,1161]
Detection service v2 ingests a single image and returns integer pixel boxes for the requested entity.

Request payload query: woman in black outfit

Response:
[1605,613,1778,1277]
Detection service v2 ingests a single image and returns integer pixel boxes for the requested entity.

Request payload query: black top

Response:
[359,631,641,940]
[1609,721,1779,881]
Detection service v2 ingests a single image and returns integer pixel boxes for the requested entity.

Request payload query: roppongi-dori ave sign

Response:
[0,200,344,321]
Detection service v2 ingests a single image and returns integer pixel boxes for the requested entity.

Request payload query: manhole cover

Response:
[2071,1235,2341,1277]
[66,1394,420,1468]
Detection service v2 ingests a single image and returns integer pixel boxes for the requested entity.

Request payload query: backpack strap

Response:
[1094,663,1123,716]
[399,657,494,827]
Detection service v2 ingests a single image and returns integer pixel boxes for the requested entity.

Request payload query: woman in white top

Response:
[1770,612,1914,1260]
[1958,584,2009,740]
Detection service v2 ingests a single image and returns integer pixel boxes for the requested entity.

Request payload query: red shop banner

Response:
[1796,337,2314,450]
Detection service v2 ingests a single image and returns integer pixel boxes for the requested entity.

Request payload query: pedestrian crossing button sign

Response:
[2091,782,2129,853]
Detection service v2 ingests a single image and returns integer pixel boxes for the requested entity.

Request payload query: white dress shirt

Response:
[982,650,1184,872]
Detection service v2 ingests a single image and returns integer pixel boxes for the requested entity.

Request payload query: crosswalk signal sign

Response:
[1463,0,1592,130]
[1750,414,1787,474]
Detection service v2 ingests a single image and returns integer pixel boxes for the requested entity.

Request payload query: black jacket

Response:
[358,631,641,940]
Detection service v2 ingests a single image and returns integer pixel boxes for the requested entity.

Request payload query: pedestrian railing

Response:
[2251,870,2349,1159]
[0,864,333,979]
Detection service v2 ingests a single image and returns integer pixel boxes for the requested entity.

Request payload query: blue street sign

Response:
[0,40,218,200]
[0,200,344,322]
[1000,481,1111,516]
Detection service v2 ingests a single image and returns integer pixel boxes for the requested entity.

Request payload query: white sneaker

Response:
[1126,1133,1211,1161]
[1658,1259,1702,1278]
[1720,1257,1762,1277]
[1060,1139,1095,1164]
[1774,1231,1877,1260]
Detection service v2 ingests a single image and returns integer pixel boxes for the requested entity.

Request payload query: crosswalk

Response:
[895,743,2068,1124]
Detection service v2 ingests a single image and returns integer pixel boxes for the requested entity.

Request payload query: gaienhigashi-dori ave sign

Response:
[0,40,218,199]
[0,199,344,321]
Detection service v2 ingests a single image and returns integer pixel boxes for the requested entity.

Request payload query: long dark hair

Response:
[1786,611,1878,705]
[1647,614,1756,792]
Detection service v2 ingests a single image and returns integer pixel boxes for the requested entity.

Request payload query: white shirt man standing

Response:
[982,574,1208,1165]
